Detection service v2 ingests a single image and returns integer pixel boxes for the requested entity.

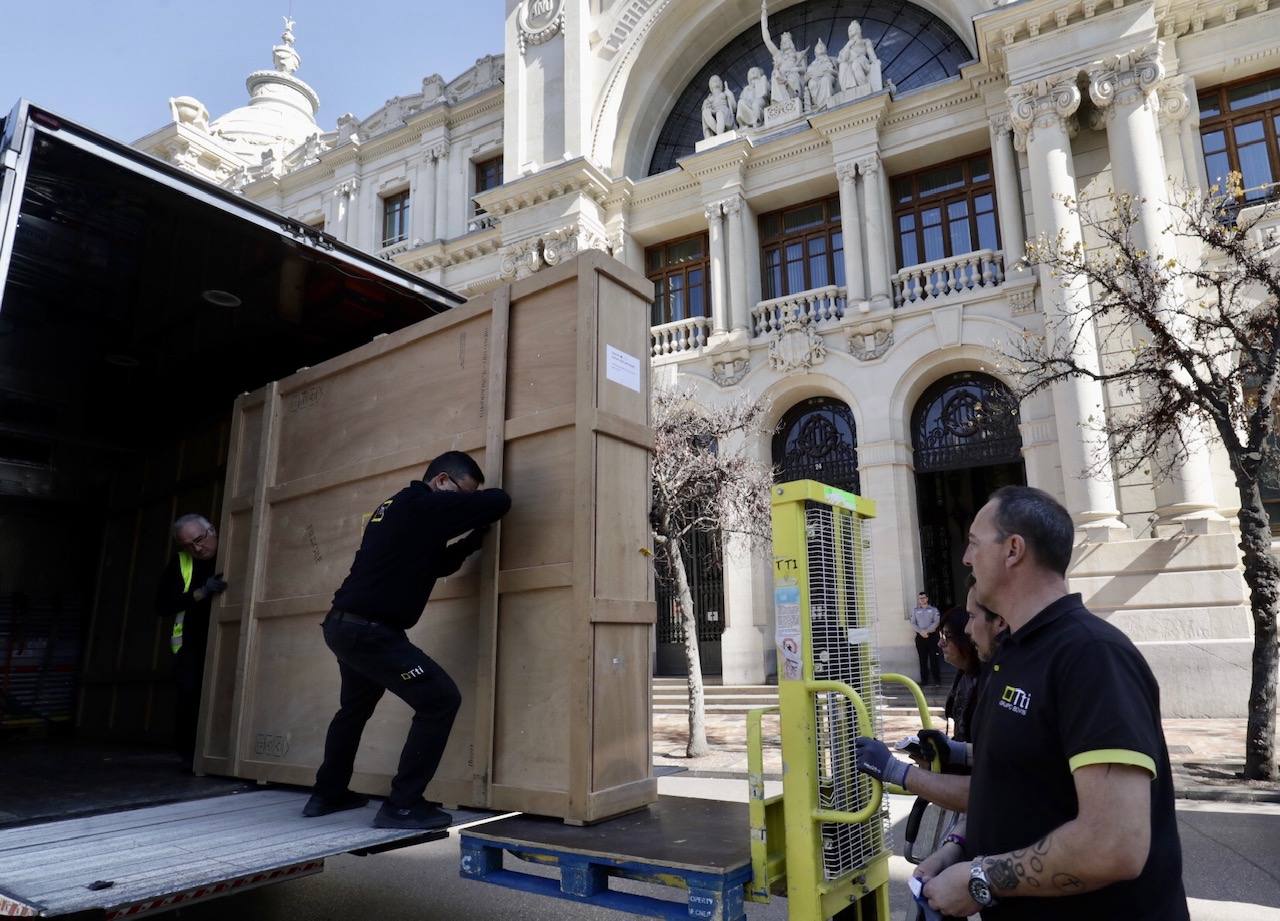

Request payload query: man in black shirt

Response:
[155,514,228,769]
[303,451,511,830]
[920,485,1188,920]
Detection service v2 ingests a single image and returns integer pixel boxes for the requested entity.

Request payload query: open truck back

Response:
[0,100,469,916]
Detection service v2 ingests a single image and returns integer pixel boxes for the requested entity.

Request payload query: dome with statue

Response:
[208,17,321,159]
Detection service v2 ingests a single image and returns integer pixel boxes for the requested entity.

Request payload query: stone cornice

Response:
[474,157,614,216]
[676,137,752,181]
[807,92,890,140]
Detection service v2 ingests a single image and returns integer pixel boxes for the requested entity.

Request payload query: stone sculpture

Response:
[701,75,738,138]
[761,1,809,107]
[736,67,770,128]
[806,38,838,110]
[837,20,881,94]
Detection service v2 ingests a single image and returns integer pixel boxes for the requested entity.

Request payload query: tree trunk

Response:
[670,539,709,757]
[1235,477,1279,781]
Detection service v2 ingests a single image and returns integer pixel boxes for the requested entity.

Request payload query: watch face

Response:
[969,866,994,907]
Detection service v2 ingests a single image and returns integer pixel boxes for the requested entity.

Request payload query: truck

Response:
[0,99,484,918]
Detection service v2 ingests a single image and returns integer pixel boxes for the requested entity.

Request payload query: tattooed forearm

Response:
[985,856,1021,892]
[1053,873,1084,892]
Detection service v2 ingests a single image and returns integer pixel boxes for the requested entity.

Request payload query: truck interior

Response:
[0,104,463,823]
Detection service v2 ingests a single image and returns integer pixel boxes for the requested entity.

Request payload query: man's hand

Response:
[193,573,227,603]
[919,729,969,771]
[913,840,963,884]
[922,859,979,917]
[853,736,910,787]
[461,524,490,554]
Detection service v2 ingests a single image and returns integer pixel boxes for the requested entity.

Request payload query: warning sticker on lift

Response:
[774,584,802,680]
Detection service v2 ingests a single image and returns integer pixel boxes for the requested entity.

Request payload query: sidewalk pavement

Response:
[652,700,1280,803]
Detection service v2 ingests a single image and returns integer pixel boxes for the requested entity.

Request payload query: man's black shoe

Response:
[372,800,452,830]
[302,790,369,817]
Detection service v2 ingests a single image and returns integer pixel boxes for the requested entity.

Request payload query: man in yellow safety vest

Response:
[155,513,227,769]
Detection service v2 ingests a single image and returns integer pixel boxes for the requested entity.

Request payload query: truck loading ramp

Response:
[0,789,493,918]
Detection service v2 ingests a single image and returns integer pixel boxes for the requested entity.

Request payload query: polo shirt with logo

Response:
[966,593,1189,921]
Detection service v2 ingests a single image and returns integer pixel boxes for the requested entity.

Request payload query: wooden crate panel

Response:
[505,278,578,420]
[219,509,253,607]
[491,587,573,791]
[499,432,576,573]
[234,402,263,495]
[274,312,490,484]
[203,619,240,760]
[594,437,652,602]
[591,625,652,792]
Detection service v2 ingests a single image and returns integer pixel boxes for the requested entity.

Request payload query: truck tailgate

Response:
[0,789,491,918]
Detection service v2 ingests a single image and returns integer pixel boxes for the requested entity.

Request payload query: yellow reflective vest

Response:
[171,551,193,654]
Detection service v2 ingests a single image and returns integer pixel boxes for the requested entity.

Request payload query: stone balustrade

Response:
[466,213,499,233]
[893,249,1005,307]
[751,285,847,337]
[650,315,711,357]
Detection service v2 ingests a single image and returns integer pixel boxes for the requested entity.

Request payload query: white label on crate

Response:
[605,345,641,392]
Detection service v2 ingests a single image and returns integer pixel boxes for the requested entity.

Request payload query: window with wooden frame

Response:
[758,195,845,300]
[892,153,1000,271]
[381,189,410,247]
[1199,71,1280,202]
[645,233,710,327]
[474,155,503,204]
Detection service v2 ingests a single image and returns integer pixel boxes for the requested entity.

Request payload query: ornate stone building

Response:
[139,0,1280,715]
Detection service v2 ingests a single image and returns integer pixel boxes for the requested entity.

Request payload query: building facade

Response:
[139,0,1280,716]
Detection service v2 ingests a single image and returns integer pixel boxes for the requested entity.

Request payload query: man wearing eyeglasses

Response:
[155,513,228,770]
[304,451,511,831]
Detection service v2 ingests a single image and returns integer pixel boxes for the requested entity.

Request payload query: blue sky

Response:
[0,1,506,144]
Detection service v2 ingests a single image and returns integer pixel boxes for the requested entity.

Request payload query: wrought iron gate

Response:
[655,528,725,675]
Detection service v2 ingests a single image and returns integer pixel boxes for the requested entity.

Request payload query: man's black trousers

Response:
[313,610,461,809]
[914,633,940,684]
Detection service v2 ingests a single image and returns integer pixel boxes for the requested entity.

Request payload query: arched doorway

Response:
[911,372,1025,611]
[772,397,860,494]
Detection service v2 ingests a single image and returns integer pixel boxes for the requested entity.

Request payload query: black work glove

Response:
[194,573,227,602]
[919,728,970,771]
[459,524,490,554]
[853,736,910,787]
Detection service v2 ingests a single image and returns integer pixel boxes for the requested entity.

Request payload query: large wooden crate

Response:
[194,252,657,824]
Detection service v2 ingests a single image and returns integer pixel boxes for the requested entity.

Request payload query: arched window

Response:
[649,0,973,174]
[911,372,1021,473]
[772,397,860,494]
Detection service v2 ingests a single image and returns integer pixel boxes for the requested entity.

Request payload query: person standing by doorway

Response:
[911,591,942,687]
[155,514,226,770]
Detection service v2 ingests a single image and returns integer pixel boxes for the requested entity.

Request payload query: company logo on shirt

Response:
[999,684,1031,716]
[370,499,393,523]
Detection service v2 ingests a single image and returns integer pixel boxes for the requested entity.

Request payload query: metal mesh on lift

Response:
[805,502,892,881]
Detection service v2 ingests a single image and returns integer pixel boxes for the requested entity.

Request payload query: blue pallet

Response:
[459,835,752,921]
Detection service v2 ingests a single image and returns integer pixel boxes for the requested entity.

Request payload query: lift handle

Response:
[803,680,883,825]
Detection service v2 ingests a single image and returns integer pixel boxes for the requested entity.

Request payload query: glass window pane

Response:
[764,248,782,299]
[808,236,830,288]
[652,278,667,325]
[828,195,841,223]
[894,176,915,204]
[916,162,966,199]
[1228,76,1280,112]
[970,155,992,182]
[1201,128,1227,154]
[832,231,845,287]
[1235,122,1274,193]
[688,271,705,317]
[947,200,971,254]
[761,213,782,239]
[921,207,945,262]
[783,203,825,233]
[669,237,704,264]
[977,212,999,251]
[785,241,805,294]
[1204,151,1232,188]
[1198,94,1221,119]
[669,274,685,321]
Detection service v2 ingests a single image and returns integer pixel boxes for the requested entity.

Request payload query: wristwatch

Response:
[969,859,999,909]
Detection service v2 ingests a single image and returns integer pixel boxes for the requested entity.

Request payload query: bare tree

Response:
[650,385,775,757]
[1012,177,1279,780]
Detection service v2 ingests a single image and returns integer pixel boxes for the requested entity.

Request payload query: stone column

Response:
[1089,48,1222,527]
[1008,72,1128,536]
[705,202,729,336]
[1157,76,1201,190]
[723,195,750,334]
[434,145,450,242]
[989,113,1028,272]
[718,429,776,684]
[836,160,867,307]
[857,155,892,309]
[332,179,357,244]
[414,144,441,243]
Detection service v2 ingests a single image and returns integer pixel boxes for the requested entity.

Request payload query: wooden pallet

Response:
[459,796,752,921]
